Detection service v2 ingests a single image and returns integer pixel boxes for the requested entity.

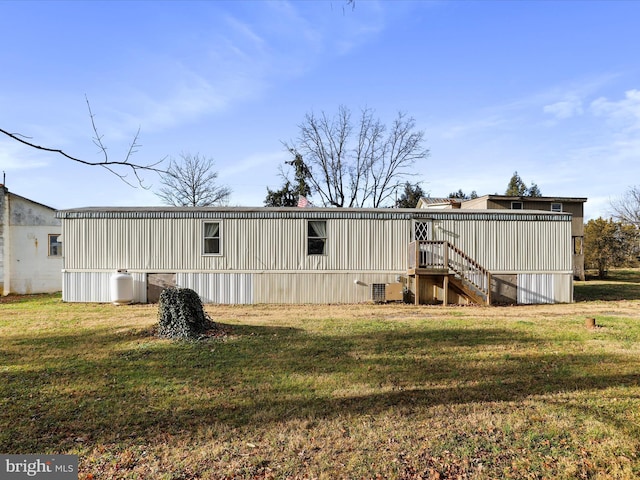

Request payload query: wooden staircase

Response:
[408,241,492,306]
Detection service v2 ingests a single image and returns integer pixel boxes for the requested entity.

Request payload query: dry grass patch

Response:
[1,281,640,479]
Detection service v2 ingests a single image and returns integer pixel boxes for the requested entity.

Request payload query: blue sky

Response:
[1,0,639,220]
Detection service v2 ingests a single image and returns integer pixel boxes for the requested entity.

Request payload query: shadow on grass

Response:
[575,268,640,302]
[2,321,639,453]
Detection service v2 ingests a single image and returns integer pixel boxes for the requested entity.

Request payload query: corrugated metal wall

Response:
[433,217,572,272]
[62,217,410,272]
[517,273,572,304]
[177,272,253,304]
[62,272,146,303]
[253,273,401,304]
[59,209,573,304]
[60,271,402,304]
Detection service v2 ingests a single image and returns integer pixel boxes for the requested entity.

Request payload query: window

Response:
[573,236,583,255]
[48,234,62,257]
[551,203,563,212]
[511,201,523,210]
[203,221,221,255]
[307,220,327,255]
[414,221,432,241]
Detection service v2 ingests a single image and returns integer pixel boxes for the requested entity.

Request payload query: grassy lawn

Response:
[2,272,640,479]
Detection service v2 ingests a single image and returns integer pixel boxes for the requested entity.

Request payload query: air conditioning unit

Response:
[371,283,404,303]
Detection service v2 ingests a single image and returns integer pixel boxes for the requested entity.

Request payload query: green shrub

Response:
[157,288,216,340]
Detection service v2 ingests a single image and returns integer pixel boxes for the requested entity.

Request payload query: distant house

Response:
[461,195,586,280]
[417,195,587,281]
[0,185,62,295]
[57,206,574,305]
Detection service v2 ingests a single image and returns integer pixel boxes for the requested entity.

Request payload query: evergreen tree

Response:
[528,182,542,197]
[395,182,426,208]
[264,151,312,207]
[505,171,542,197]
[505,171,528,196]
[448,189,478,200]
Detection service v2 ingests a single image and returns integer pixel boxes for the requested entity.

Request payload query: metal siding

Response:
[177,272,253,304]
[254,273,402,304]
[61,208,573,305]
[517,273,563,304]
[63,217,411,272]
[554,273,573,303]
[434,218,571,272]
[62,271,145,303]
[330,219,408,271]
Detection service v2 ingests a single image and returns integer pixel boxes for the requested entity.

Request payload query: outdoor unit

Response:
[370,283,404,303]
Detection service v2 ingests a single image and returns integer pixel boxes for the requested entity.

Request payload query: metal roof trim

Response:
[56,206,571,222]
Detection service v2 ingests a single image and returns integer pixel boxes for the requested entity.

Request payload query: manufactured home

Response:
[1,185,62,295]
[57,206,574,305]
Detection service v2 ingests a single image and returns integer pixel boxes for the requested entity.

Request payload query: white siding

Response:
[177,273,253,304]
[62,217,410,272]
[434,216,572,272]
[58,208,574,304]
[517,273,572,304]
[254,273,402,304]
[62,271,146,303]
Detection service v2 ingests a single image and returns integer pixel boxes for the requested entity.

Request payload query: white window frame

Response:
[551,202,563,212]
[307,220,327,255]
[511,201,523,210]
[48,234,62,257]
[202,221,222,256]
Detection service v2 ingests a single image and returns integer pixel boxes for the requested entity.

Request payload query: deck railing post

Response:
[443,242,449,271]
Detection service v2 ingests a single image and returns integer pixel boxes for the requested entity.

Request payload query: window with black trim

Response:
[48,234,62,257]
[307,220,327,255]
[203,221,221,255]
[511,201,523,210]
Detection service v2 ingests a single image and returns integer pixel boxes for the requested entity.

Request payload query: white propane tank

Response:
[110,270,134,305]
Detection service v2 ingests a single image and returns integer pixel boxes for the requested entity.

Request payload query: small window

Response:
[48,234,62,257]
[573,236,583,255]
[511,201,523,210]
[203,221,221,255]
[551,203,563,212]
[307,220,327,255]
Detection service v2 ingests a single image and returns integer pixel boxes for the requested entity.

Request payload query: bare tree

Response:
[611,186,640,226]
[284,106,428,208]
[0,96,164,187]
[156,152,231,207]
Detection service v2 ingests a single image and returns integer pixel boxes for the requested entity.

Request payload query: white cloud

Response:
[220,150,288,179]
[590,89,640,130]
[0,139,49,171]
[543,95,583,119]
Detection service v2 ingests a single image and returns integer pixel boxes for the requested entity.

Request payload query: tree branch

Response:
[0,97,166,188]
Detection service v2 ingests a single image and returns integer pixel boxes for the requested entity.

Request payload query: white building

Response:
[0,185,62,295]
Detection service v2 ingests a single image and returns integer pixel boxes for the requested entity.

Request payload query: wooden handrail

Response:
[411,240,491,305]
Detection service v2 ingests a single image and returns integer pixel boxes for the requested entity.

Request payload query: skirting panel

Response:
[517,273,572,304]
[177,273,253,304]
[62,271,146,303]
[253,273,401,304]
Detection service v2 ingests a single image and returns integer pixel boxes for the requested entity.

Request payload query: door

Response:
[147,273,176,303]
